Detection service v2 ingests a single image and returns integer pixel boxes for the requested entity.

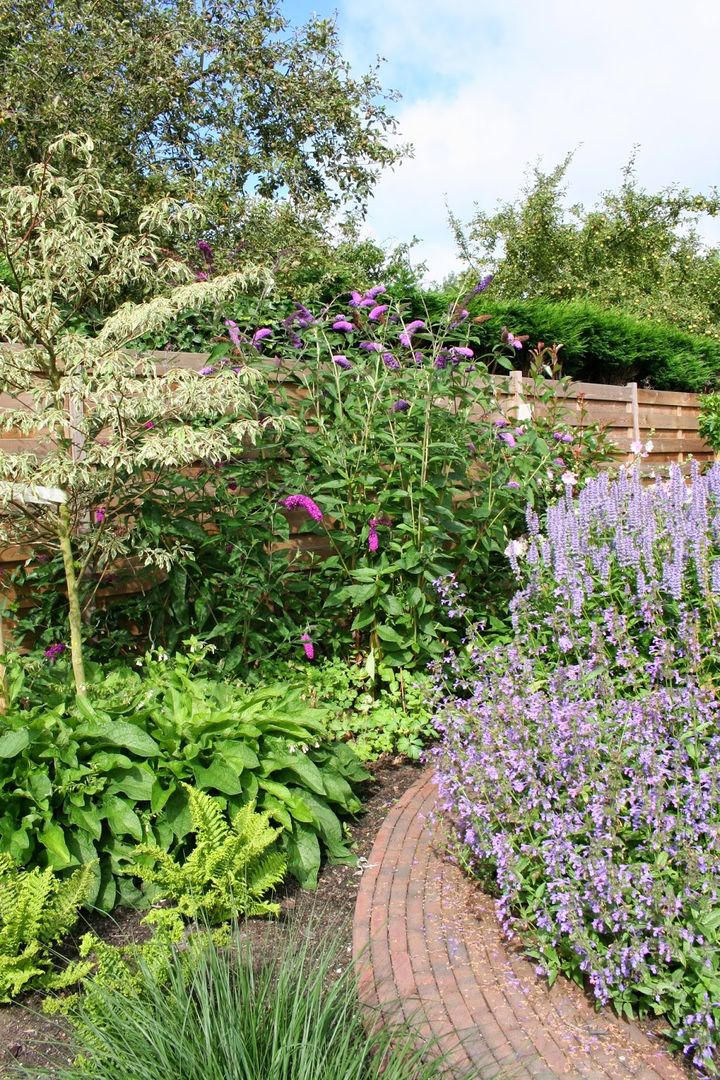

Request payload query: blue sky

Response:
[282,0,720,283]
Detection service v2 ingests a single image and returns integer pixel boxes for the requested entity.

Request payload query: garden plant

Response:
[433,464,720,1071]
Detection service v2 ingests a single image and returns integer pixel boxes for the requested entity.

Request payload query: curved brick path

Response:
[353,770,690,1080]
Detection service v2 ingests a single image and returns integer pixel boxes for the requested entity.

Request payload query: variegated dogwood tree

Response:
[0,134,276,696]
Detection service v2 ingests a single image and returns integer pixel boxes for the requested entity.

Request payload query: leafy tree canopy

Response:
[450,153,720,339]
[0,0,406,265]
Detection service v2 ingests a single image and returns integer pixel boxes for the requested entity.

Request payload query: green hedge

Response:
[413,292,720,392]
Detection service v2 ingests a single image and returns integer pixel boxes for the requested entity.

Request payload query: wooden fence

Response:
[0,350,714,591]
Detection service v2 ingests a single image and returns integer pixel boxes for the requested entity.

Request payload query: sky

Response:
[283,0,720,284]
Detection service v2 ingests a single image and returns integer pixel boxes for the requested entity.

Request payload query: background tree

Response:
[0,0,406,271]
[451,153,720,338]
[0,135,276,695]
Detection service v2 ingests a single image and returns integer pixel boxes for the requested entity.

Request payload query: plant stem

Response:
[57,501,87,696]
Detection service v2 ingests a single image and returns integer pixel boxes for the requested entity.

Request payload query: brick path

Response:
[353,770,691,1080]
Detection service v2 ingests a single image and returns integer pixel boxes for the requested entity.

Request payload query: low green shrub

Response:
[414,291,720,391]
[0,649,370,905]
[43,923,486,1080]
[0,854,94,1001]
[249,658,438,760]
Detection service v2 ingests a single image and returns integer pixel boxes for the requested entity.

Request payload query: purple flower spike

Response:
[280,494,323,522]
[44,642,66,662]
[413,351,425,366]
[368,305,388,322]
[366,285,387,299]
[144,421,155,430]
[359,341,382,352]
[434,353,448,369]
[506,479,521,488]
[349,290,364,307]
[300,633,315,661]
[197,240,214,265]
[382,353,400,369]
[332,319,354,333]
[393,399,411,412]
[473,273,494,294]
[333,355,352,370]
[94,507,106,525]
[398,332,411,348]
[498,431,516,448]
[225,319,242,349]
[252,328,272,346]
[199,365,215,376]
[194,270,209,281]
[368,524,379,553]
[450,345,474,359]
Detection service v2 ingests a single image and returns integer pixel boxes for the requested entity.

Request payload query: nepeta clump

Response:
[433,465,720,1070]
[511,462,720,682]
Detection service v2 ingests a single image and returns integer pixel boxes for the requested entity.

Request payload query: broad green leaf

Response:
[0,729,30,758]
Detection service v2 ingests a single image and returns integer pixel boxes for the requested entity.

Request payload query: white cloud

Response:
[339,0,720,282]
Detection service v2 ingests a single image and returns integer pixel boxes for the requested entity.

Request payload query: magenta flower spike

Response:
[332,319,354,333]
[280,494,323,522]
[368,305,388,322]
[332,355,352,370]
[300,633,315,660]
[94,507,106,524]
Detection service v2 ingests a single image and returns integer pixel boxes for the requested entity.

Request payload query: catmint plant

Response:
[432,463,720,1069]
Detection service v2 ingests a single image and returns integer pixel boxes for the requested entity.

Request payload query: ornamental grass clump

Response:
[433,465,720,1071]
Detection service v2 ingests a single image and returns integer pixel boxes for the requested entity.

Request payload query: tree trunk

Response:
[57,501,87,697]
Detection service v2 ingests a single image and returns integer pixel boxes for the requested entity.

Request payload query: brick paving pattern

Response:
[353,770,691,1080]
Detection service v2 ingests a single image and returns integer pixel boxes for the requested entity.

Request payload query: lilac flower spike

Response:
[399,319,426,347]
[332,319,354,333]
[366,284,387,299]
[498,431,516,448]
[382,353,400,370]
[300,633,315,660]
[348,290,364,307]
[368,304,388,322]
[332,355,352,370]
[359,341,382,352]
[473,273,494,294]
[449,346,474,360]
[393,399,411,412]
[199,365,215,376]
[280,494,323,522]
[252,328,272,346]
[225,319,242,349]
[94,507,106,525]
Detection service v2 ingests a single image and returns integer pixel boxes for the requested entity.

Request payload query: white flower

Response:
[504,537,528,560]
[561,471,577,486]
[630,439,643,455]
[644,439,654,453]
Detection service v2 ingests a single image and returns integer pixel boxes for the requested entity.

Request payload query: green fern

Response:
[0,853,94,1001]
[131,787,287,923]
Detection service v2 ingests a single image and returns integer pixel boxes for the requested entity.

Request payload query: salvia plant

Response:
[432,464,720,1070]
[0,133,276,696]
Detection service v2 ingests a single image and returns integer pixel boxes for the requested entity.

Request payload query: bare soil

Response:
[0,757,425,1078]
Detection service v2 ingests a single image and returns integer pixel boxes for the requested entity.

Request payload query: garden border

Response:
[353,769,691,1080]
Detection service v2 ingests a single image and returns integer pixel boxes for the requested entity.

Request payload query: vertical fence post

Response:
[509,368,530,420]
[627,382,640,448]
